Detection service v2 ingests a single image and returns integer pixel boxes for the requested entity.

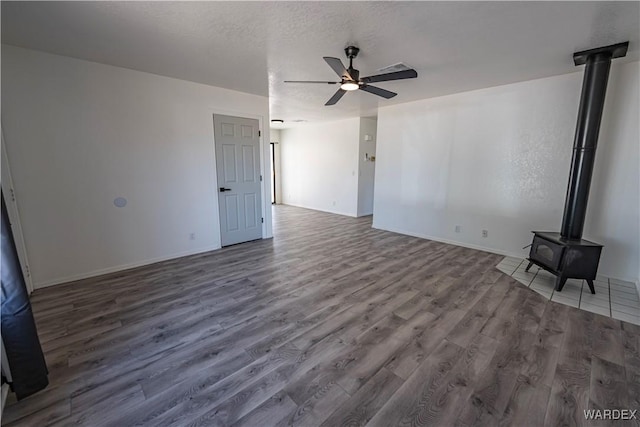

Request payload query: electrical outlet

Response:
[332,201,336,206]
[482,230,488,238]
[455,225,461,233]
[189,233,196,240]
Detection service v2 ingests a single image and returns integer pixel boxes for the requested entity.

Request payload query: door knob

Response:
[219,187,232,192]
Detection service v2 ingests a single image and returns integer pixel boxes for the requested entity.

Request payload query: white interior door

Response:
[214,114,262,246]
[1,130,34,294]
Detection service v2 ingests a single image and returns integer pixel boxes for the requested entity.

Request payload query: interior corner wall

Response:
[280,118,360,216]
[270,128,283,204]
[1,45,271,288]
[373,61,640,283]
[357,117,378,217]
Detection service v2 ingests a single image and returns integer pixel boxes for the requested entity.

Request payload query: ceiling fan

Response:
[284,46,418,106]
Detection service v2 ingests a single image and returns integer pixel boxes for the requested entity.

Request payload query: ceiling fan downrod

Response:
[345,46,360,71]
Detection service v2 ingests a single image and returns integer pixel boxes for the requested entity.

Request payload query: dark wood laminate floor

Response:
[3,205,639,426]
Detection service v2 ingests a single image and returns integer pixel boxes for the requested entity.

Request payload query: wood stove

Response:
[527,232,602,294]
[524,41,628,294]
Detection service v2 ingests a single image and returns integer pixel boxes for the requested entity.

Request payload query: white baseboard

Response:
[374,223,640,286]
[372,222,525,259]
[281,202,357,218]
[34,244,222,289]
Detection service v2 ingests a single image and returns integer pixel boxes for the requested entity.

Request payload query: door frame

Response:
[210,109,272,244]
[270,142,276,205]
[1,128,34,294]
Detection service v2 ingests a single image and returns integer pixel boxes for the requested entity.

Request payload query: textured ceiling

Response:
[2,1,639,127]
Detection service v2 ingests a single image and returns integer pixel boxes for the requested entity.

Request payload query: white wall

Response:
[374,61,639,282]
[1,45,271,288]
[357,117,378,216]
[280,118,360,216]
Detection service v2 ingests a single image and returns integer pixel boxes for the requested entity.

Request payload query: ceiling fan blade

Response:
[284,80,339,84]
[323,57,353,80]
[359,85,397,99]
[325,88,347,106]
[361,69,418,83]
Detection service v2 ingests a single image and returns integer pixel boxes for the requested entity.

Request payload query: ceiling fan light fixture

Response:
[340,81,359,91]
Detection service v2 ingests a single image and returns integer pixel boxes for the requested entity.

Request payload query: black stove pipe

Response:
[560,42,628,240]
